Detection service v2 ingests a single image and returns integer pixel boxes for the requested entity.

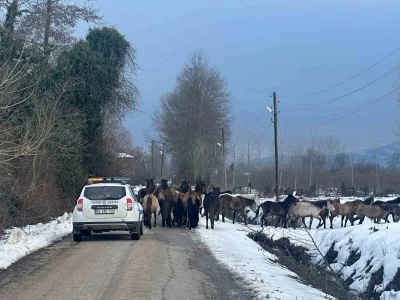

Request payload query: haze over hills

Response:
[253,141,400,168]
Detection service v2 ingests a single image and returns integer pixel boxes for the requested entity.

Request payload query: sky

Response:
[77,0,400,157]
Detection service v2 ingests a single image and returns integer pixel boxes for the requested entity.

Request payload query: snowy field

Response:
[195,217,335,300]
[249,195,400,299]
[0,213,72,269]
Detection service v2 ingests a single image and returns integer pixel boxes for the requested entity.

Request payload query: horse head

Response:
[180,180,190,193]
[195,180,207,194]
[160,178,168,190]
[212,186,220,197]
[285,194,299,206]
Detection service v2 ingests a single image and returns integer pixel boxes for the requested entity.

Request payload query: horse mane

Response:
[310,200,328,208]
[153,186,162,196]
[363,197,374,205]
[284,194,298,204]
[237,195,255,206]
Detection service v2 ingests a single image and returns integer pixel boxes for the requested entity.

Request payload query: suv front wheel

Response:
[73,232,82,242]
[130,230,140,240]
[140,222,143,235]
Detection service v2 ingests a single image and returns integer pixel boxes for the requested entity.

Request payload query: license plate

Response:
[95,209,115,214]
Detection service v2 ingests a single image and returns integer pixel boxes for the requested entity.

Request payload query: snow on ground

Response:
[0,213,72,269]
[249,195,400,299]
[194,217,335,300]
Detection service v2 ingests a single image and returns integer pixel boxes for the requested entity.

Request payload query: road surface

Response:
[0,224,251,300]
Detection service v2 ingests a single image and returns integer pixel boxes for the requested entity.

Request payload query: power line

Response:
[245,98,273,138]
[279,46,400,99]
[280,86,400,126]
[282,64,400,110]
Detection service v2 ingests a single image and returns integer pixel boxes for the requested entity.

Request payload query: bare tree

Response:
[13,0,101,55]
[153,51,232,182]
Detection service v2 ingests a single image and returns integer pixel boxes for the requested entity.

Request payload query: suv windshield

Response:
[84,186,126,200]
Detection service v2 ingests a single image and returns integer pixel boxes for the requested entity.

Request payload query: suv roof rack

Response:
[88,177,130,185]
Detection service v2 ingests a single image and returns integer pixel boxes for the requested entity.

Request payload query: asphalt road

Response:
[0,223,251,300]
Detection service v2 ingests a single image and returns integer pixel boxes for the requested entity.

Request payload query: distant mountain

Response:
[252,141,400,168]
[351,141,400,167]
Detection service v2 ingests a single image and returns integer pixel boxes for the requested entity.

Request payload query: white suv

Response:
[72,177,144,241]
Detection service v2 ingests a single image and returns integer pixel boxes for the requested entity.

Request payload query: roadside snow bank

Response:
[259,219,400,297]
[195,218,335,300]
[0,213,72,269]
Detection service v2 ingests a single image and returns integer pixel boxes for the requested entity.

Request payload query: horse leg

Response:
[244,209,248,225]
[233,211,236,224]
[317,217,322,228]
[329,216,333,229]
[309,217,313,229]
[148,210,152,229]
[210,208,215,229]
[205,209,209,229]
[291,217,298,229]
[275,217,280,228]
[263,214,268,227]
[260,214,265,228]
[301,217,307,228]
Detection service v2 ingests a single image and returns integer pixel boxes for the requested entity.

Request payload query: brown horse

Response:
[355,203,384,223]
[137,178,156,203]
[170,188,185,226]
[153,186,174,227]
[143,194,160,229]
[203,187,220,229]
[255,194,299,228]
[301,199,341,229]
[183,189,201,226]
[179,180,190,193]
[327,200,355,228]
[160,179,184,226]
[219,193,256,225]
[194,181,207,214]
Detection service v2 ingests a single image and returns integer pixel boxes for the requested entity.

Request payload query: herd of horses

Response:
[136,178,400,231]
[255,194,400,229]
[137,178,256,230]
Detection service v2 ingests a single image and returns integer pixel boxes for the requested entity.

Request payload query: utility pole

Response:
[222,127,227,190]
[160,143,165,179]
[232,144,236,191]
[273,92,279,202]
[247,143,250,193]
[151,140,154,179]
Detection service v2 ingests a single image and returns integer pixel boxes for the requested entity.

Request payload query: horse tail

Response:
[146,195,153,212]
[255,203,262,218]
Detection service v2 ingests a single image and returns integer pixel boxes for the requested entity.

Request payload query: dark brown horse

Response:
[153,186,174,227]
[255,195,299,228]
[203,187,220,229]
[160,179,184,226]
[138,178,155,203]
[183,188,201,226]
[179,180,190,193]
[219,193,256,225]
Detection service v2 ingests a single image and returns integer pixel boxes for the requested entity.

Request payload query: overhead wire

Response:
[281,64,400,109]
[280,86,400,126]
[279,45,400,99]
